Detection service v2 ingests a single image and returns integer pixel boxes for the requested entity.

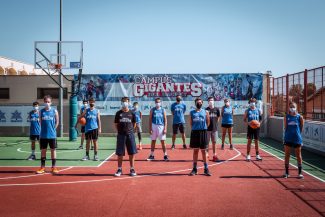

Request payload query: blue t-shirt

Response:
[29,111,40,136]
[151,107,165,125]
[284,114,302,144]
[85,108,99,132]
[247,108,260,122]
[190,109,207,130]
[40,108,57,139]
[171,102,186,124]
[132,109,142,123]
[222,106,233,124]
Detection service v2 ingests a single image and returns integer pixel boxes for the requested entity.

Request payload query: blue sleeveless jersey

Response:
[247,108,260,122]
[190,109,207,130]
[29,111,40,136]
[85,108,99,132]
[132,109,142,123]
[151,107,165,125]
[284,114,302,144]
[171,102,186,124]
[40,108,57,139]
[222,106,233,124]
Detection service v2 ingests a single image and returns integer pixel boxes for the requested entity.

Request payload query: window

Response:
[0,88,9,99]
[37,88,68,99]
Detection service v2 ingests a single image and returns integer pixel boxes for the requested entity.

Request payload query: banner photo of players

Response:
[74,73,263,115]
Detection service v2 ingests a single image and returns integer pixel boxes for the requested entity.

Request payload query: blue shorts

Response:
[116,133,137,156]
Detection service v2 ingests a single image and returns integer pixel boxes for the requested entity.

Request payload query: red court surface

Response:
[0,145,324,217]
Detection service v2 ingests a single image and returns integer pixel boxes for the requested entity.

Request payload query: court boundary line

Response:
[0,148,242,187]
[0,167,73,180]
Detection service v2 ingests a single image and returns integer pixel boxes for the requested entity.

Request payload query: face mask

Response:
[196,103,202,109]
[90,103,95,107]
[156,102,161,108]
[122,102,129,108]
[33,106,39,111]
[208,101,214,107]
[176,98,181,102]
[44,103,51,109]
[134,106,139,110]
[289,107,296,113]
[250,103,255,107]
[82,103,88,108]
[225,102,230,106]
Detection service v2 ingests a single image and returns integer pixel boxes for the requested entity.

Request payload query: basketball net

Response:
[47,63,62,75]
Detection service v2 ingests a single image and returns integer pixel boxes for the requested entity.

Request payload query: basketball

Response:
[79,117,86,126]
[250,120,260,129]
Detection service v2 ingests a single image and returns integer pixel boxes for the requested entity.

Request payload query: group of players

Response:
[28,94,304,179]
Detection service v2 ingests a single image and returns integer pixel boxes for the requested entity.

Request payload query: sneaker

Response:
[246,155,251,162]
[183,144,187,149]
[212,155,219,162]
[78,145,83,150]
[164,155,169,161]
[230,144,234,150]
[130,168,137,177]
[36,167,45,174]
[147,155,155,161]
[27,154,36,161]
[204,168,212,176]
[137,145,142,150]
[114,168,122,177]
[51,167,59,174]
[189,168,198,176]
[256,155,262,161]
[283,173,290,178]
[171,144,175,150]
[298,174,304,179]
[221,144,224,150]
[91,146,94,150]
[94,155,99,161]
[82,155,90,161]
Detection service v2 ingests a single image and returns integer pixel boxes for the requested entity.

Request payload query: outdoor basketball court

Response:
[0,137,324,217]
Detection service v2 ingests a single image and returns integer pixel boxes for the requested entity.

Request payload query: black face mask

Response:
[90,103,95,107]
[196,103,202,109]
[176,98,181,102]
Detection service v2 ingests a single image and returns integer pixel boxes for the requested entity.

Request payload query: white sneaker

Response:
[246,155,251,162]
[256,155,262,161]
[82,155,90,161]
[298,174,304,179]
[283,173,290,178]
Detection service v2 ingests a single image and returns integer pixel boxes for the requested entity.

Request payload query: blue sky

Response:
[1,0,324,77]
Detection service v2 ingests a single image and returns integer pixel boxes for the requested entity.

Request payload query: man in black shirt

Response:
[114,97,137,177]
[206,97,220,162]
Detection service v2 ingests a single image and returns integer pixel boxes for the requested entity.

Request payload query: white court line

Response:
[0,148,242,187]
[17,148,81,154]
[97,152,115,167]
[259,147,325,183]
[0,167,73,180]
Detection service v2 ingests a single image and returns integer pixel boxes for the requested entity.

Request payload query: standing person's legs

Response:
[129,154,134,168]
[189,148,200,175]
[206,131,211,159]
[115,133,126,176]
[180,124,187,148]
[228,127,233,149]
[284,145,291,177]
[221,127,227,149]
[295,146,303,178]
[93,140,99,160]
[80,133,85,148]
[246,139,252,161]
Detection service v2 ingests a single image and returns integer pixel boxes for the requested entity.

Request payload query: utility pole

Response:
[58,0,63,137]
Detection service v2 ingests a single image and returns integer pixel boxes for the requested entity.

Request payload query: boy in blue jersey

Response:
[171,95,187,149]
[114,97,138,177]
[283,102,304,179]
[221,98,234,150]
[147,98,169,161]
[132,102,143,150]
[244,98,262,161]
[36,95,59,174]
[77,98,102,161]
[189,98,211,176]
[75,100,88,149]
[27,101,40,160]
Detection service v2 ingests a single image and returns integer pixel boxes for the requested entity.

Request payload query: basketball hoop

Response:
[47,63,63,75]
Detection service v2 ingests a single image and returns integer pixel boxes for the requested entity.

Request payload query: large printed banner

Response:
[0,106,56,127]
[75,73,263,115]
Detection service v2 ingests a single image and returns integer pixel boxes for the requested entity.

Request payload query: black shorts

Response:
[30,135,40,141]
[190,130,208,149]
[85,129,98,140]
[40,138,57,149]
[221,124,233,128]
[284,142,302,148]
[173,123,185,134]
[81,126,85,133]
[116,133,137,156]
[247,126,260,140]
